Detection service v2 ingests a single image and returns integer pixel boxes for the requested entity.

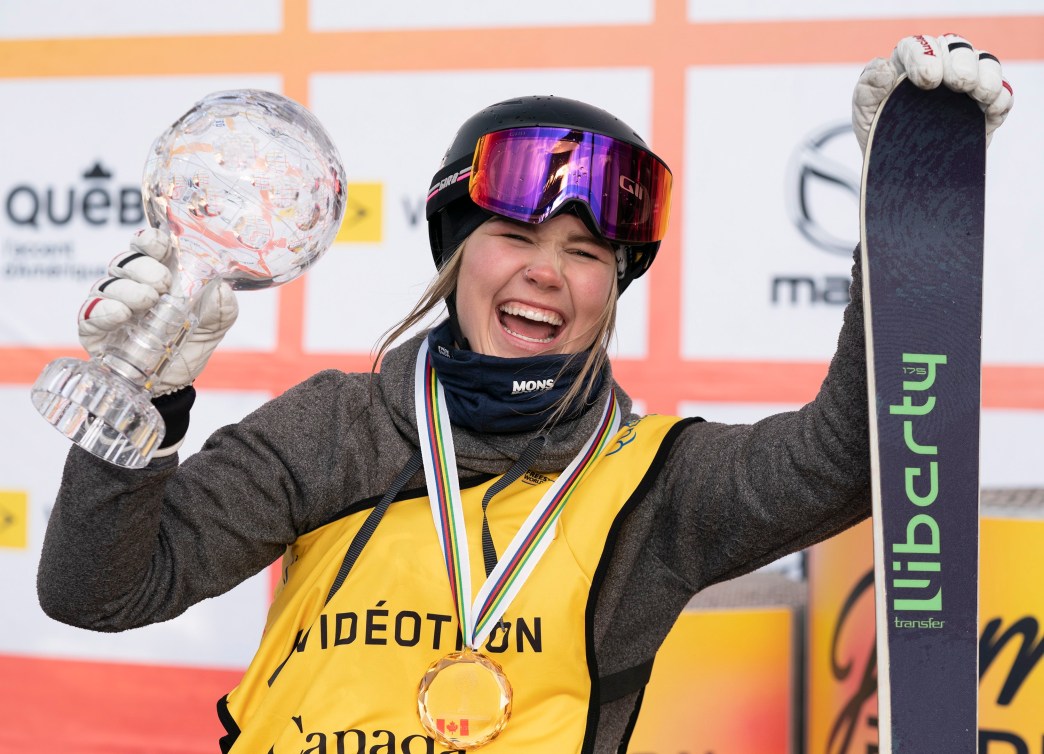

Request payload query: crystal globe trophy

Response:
[31,89,346,469]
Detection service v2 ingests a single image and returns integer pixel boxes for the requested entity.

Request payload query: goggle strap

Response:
[425,156,474,218]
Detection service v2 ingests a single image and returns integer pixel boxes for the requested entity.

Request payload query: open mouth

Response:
[497,303,564,344]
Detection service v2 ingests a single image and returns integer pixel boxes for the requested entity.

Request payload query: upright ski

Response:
[861,77,986,752]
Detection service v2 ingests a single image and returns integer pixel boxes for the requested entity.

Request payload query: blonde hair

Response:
[372,239,619,429]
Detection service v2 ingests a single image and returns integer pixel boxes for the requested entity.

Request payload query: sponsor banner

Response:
[687,0,1043,21]
[0,1,281,39]
[630,607,793,753]
[808,514,1044,752]
[980,516,1044,747]
[681,62,1042,365]
[307,68,654,358]
[807,521,878,753]
[0,386,272,668]
[310,0,652,31]
[0,8,1038,754]
[0,75,283,352]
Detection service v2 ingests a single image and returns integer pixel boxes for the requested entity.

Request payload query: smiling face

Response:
[453,213,617,358]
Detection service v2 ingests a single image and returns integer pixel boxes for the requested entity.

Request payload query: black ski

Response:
[861,76,986,752]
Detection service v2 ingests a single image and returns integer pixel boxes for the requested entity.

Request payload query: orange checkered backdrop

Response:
[1,2,1041,752]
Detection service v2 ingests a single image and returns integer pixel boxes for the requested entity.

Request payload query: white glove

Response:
[78,228,238,396]
[852,33,1014,154]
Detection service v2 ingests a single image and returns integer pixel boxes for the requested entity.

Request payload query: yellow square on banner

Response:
[335,182,383,243]
[0,491,28,549]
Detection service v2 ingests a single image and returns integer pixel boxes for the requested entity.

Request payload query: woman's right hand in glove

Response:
[78,228,238,396]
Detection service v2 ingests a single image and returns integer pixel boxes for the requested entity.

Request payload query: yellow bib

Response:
[220,414,680,753]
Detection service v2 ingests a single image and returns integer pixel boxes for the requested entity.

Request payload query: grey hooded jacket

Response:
[38,260,870,752]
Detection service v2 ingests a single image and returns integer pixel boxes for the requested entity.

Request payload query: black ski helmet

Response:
[425,95,670,293]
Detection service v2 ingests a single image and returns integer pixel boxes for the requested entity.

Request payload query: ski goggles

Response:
[435,127,672,245]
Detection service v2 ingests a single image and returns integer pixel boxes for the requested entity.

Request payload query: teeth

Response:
[498,303,564,326]
[502,326,554,344]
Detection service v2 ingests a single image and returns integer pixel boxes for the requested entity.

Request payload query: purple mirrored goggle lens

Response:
[469,127,672,244]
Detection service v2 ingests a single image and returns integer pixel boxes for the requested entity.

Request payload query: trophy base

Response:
[31,357,165,470]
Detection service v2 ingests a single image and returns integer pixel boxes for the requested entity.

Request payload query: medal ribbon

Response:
[415,340,621,650]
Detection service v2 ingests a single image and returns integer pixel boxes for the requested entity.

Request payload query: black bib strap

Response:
[216,694,241,753]
[598,658,655,703]
[266,456,424,686]
[480,435,547,577]
[325,449,423,605]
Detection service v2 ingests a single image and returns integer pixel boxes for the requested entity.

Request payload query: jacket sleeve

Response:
[36,369,378,631]
[652,249,872,591]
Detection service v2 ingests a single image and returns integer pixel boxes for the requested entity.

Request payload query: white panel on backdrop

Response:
[683,64,860,361]
[311,0,652,30]
[1,386,272,668]
[678,400,803,424]
[980,62,1044,364]
[687,0,1042,21]
[681,62,1040,365]
[0,76,283,352]
[308,69,654,358]
[981,410,1044,488]
[0,2,281,39]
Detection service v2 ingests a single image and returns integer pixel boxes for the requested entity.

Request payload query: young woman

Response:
[38,34,1011,753]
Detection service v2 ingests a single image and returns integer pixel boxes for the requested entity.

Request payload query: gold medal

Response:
[417,650,512,749]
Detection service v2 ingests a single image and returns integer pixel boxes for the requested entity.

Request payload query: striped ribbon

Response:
[414,340,621,650]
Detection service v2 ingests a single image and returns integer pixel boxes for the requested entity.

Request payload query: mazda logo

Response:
[785,121,860,256]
